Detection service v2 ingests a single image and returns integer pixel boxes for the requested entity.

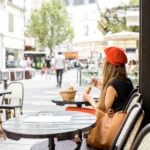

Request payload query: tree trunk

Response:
[49,48,53,58]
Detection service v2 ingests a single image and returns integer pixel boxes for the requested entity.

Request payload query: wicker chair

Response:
[79,103,144,150]
[0,82,24,118]
[110,103,144,150]
[124,92,143,113]
[131,123,150,150]
[0,113,6,140]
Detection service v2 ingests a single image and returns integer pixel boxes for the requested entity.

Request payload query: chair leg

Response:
[0,114,6,140]
[1,129,6,140]
[7,110,12,120]
[13,109,16,117]
[20,108,23,115]
[9,99,11,104]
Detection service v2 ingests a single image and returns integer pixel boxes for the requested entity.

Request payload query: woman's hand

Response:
[82,92,96,109]
[92,78,103,89]
[82,92,93,103]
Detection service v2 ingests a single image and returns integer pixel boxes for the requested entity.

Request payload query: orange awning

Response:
[64,52,78,59]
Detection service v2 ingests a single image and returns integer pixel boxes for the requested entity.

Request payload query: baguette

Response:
[85,86,91,94]
[67,86,74,91]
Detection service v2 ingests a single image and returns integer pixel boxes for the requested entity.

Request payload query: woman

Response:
[66,47,134,149]
[45,56,51,80]
[83,46,134,113]
[66,46,134,114]
[128,59,137,73]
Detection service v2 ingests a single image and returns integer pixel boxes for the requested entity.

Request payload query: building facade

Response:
[0,0,25,70]
[63,0,106,60]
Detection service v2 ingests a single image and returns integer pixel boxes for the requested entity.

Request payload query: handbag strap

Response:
[107,109,115,116]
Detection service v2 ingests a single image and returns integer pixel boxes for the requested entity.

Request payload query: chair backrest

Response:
[122,88,138,110]
[131,123,150,150]
[126,88,139,102]
[125,93,143,113]
[120,110,144,150]
[3,82,24,105]
[110,103,144,150]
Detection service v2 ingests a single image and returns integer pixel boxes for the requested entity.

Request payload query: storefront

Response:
[24,51,46,69]
[3,36,24,69]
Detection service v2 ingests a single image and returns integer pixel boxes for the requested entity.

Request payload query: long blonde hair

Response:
[97,60,127,111]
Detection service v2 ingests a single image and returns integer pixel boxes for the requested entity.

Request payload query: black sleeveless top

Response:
[107,76,134,112]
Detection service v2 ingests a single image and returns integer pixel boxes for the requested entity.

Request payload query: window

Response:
[63,0,70,6]
[84,25,89,36]
[73,0,84,6]
[8,14,14,32]
[88,0,96,3]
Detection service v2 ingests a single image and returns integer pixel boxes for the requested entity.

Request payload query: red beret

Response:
[104,46,127,66]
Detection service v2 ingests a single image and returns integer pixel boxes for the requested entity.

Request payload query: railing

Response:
[0,68,36,82]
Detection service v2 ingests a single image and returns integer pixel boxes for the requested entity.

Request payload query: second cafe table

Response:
[2,111,96,150]
[51,94,99,107]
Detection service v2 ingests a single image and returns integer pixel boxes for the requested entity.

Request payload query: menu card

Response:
[24,116,72,123]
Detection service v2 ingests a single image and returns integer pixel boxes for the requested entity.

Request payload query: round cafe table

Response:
[2,111,96,150]
[51,95,99,107]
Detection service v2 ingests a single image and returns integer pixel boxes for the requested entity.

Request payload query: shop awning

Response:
[64,52,78,59]
[104,31,139,41]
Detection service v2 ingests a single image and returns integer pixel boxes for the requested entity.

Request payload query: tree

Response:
[129,0,139,5]
[27,0,74,57]
[97,4,139,34]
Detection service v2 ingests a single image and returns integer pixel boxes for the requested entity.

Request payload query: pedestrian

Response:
[55,52,66,88]
[26,57,32,78]
[128,59,137,73]
[26,57,31,68]
[74,57,81,69]
[41,65,46,78]
[45,56,51,80]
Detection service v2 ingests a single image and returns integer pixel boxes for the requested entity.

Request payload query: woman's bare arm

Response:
[104,86,117,112]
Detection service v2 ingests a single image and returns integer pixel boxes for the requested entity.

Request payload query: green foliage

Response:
[129,0,139,5]
[99,4,139,34]
[27,0,74,56]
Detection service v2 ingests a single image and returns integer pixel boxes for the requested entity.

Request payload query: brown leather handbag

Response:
[87,109,126,150]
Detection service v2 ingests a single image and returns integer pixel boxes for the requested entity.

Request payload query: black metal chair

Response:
[0,82,24,118]
[110,103,144,150]
[131,123,150,150]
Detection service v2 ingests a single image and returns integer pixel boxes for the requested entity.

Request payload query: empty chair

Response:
[131,123,150,150]
[0,82,24,118]
[110,103,144,150]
